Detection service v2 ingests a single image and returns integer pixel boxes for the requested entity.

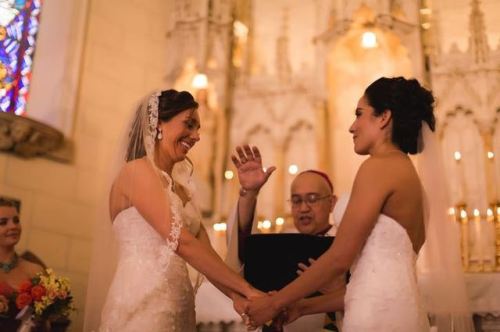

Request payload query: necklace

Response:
[0,253,18,273]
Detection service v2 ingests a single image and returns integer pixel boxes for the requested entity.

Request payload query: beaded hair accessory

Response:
[143,91,161,153]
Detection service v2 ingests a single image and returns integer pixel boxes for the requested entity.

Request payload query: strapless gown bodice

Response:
[99,196,201,332]
[333,194,429,332]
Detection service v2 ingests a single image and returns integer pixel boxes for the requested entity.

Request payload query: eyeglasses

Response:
[288,194,331,208]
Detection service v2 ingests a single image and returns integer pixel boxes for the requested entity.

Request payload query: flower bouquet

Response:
[0,269,73,332]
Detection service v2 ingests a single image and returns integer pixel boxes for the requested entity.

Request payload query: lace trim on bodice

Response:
[101,170,195,331]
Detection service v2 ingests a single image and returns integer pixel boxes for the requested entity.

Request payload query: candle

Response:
[459,209,469,270]
[471,209,482,271]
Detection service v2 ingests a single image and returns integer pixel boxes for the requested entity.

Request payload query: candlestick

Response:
[458,207,470,271]
[468,209,482,272]
[494,203,500,271]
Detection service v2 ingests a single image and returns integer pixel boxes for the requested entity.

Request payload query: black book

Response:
[243,233,334,293]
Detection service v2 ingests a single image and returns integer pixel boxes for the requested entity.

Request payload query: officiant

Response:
[226,145,346,332]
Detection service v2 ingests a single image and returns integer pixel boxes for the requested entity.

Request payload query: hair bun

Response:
[365,77,436,154]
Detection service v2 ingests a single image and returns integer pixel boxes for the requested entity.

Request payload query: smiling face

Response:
[157,108,201,164]
[0,206,21,248]
[349,95,387,155]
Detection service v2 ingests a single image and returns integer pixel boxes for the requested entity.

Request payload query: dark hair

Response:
[364,77,436,154]
[126,89,199,161]
[0,197,20,213]
[158,89,199,122]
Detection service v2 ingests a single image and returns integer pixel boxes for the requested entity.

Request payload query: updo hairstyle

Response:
[364,77,436,154]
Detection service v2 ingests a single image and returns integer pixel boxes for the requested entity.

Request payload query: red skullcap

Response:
[298,169,334,193]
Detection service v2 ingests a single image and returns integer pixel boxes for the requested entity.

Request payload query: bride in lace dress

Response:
[246,77,437,331]
[84,90,260,332]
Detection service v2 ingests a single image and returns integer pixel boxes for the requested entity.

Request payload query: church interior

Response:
[0,0,499,331]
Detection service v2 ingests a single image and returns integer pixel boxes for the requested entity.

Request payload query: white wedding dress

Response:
[99,189,201,332]
[333,194,430,332]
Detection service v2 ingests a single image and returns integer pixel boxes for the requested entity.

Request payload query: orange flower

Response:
[18,280,32,293]
[16,292,32,309]
[31,285,46,301]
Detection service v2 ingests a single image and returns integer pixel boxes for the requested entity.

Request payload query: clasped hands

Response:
[233,290,300,331]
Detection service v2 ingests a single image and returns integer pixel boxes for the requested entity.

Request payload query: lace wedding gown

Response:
[333,194,430,332]
[99,189,201,332]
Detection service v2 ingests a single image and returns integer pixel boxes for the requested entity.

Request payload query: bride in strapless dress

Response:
[84,90,261,332]
[245,77,437,331]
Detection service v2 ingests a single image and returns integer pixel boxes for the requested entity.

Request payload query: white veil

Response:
[416,123,475,331]
[83,92,194,331]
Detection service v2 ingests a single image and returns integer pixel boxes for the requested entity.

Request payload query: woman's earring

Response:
[157,128,163,140]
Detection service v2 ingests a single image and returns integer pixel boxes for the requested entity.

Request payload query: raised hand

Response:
[231,145,276,192]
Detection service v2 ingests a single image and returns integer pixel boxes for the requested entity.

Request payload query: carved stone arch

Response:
[440,106,478,136]
[436,78,481,119]
[283,120,314,152]
[441,108,488,210]
[244,124,273,144]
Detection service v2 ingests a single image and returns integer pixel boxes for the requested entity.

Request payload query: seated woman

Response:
[0,197,43,289]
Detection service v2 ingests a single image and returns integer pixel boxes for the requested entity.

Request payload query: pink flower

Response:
[57,290,68,300]
[47,289,57,300]
[16,292,32,309]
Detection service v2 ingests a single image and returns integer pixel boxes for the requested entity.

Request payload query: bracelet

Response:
[239,187,258,197]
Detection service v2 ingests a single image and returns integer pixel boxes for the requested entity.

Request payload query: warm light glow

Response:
[487,151,494,159]
[420,8,432,15]
[257,221,263,229]
[233,20,249,39]
[213,222,227,232]
[487,208,493,217]
[448,207,456,216]
[275,217,285,226]
[192,73,208,89]
[262,220,272,229]
[421,22,431,30]
[454,151,462,161]
[263,167,267,172]
[224,170,234,180]
[361,31,377,48]
[288,164,299,175]
[460,210,467,219]
[473,209,480,217]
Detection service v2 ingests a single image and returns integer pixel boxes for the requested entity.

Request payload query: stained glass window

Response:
[0,0,42,115]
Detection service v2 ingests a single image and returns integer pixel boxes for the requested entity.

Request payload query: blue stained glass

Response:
[0,0,42,115]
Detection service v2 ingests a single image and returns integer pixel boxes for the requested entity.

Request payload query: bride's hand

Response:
[247,292,281,327]
[232,293,249,316]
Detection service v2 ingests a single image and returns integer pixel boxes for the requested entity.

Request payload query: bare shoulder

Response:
[358,154,412,177]
[357,156,388,178]
[19,258,44,277]
[120,158,152,178]
[114,158,154,187]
